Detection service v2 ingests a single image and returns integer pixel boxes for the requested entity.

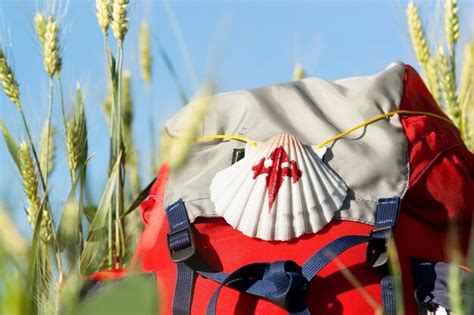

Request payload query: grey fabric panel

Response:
[165,62,409,225]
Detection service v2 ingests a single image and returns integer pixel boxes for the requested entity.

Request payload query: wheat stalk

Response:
[437,47,461,124]
[96,0,112,36]
[293,63,305,80]
[102,91,112,126]
[123,71,133,131]
[111,0,129,44]
[444,0,460,57]
[19,141,52,242]
[34,13,47,49]
[39,121,56,177]
[66,88,88,182]
[139,22,153,84]
[168,85,214,170]
[122,72,141,193]
[0,48,21,109]
[406,2,430,66]
[43,17,62,78]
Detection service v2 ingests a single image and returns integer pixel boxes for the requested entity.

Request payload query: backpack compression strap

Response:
[166,198,401,314]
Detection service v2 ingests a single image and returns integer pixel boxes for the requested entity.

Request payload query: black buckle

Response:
[167,227,196,263]
[366,226,392,268]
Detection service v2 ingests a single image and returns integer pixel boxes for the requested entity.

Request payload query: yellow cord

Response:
[197,134,258,147]
[196,110,456,149]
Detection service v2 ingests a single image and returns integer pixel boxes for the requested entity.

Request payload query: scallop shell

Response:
[209,134,348,241]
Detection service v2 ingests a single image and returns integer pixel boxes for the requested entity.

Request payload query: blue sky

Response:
[0,0,473,231]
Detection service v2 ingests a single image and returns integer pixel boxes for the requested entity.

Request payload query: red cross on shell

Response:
[251,146,303,211]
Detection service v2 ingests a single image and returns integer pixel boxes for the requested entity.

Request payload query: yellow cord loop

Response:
[197,134,257,147]
[196,110,456,149]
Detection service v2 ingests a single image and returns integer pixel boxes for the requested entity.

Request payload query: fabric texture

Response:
[164,63,409,226]
[133,64,474,315]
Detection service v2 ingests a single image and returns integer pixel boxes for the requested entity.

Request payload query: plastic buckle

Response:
[167,227,196,263]
[366,226,392,268]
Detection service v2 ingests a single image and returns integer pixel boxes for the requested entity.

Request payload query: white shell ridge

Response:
[209,134,348,241]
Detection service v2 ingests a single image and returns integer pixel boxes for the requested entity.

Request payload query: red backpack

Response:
[96,64,473,315]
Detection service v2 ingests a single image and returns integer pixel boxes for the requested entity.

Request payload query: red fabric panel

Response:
[132,65,473,315]
[395,65,474,315]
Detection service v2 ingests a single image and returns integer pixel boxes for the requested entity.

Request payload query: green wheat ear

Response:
[444,0,460,56]
[66,88,88,182]
[43,16,62,78]
[0,48,21,109]
[39,121,56,177]
[19,141,52,242]
[34,13,47,49]
[406,2,430,66]
[437,47,460,124]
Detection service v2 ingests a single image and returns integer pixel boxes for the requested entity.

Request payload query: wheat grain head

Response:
[19,141,52,242]
[96,0,112,36]
[407,2,430,66]
[66,89,88,181]
[43,17,62,78]
[445,0,460,55]
[437,47,461,123]
[293,64,305,80]
[34,13,47,49]
[112,0,129,43]
[39,121,56,178]
[0,49,21,109]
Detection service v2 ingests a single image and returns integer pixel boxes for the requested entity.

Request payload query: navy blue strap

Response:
[370,197,400,315]
[173,263,196,315]
[166,200,197,315]
[203,236,374,315]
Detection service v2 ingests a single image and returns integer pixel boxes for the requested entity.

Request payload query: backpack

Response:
[130,63,473,315]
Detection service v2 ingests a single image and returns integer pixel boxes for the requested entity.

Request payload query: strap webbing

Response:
[166,197,400,314]
[166,200,197,315]
[174,263,196,315]
[371,198,401,315]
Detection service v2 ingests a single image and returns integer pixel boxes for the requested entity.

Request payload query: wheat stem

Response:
[44,78,54,184]
[115,44,125,267]
[146,84,155,175]
[139,21,152,84]
[57,77,67,128]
